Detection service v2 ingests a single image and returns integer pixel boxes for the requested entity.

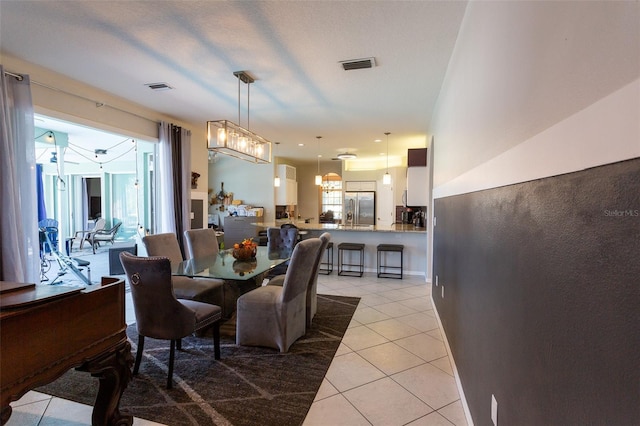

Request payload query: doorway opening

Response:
[86,177,102,220]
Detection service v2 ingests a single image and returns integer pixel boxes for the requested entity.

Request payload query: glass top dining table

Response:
[172,246,291,281]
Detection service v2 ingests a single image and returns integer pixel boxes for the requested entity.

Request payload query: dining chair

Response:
[142,233,224,309]
[267,232,330,327]
[236,237,322,352]
[264,226,299,278]
[119,252,222,389]
[184,228,220,259]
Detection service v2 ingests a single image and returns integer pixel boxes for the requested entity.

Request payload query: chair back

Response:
[38,218,58,229]
[280,238,322,303]
[184,228,219,259]
[119,252,195,339]
[315,232,331,277]
[96,222,122,239]
[267,227,299,258]
[38,218,59,249]
[93,218,106,232]
[142,233,184,266]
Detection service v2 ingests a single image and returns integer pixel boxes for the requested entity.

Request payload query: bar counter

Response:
[261,221,426,233]
[254,221,428,278]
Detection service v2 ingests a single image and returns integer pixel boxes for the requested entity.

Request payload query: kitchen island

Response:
[254,221,428,278]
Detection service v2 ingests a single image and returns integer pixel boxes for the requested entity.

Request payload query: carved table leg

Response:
[1,406,12,425]
[76,340,134,426]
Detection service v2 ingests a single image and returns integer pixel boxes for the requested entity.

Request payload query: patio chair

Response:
[38,218,59,254]
[71,218,106,252]
[88,221,122,254]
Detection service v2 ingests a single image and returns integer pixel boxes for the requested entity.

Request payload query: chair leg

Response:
[176,338,182,350]
[133,335,144,375]
[167,339,176,389]
[213,322,221,360]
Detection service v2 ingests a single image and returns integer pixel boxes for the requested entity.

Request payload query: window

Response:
[321,173,342,221]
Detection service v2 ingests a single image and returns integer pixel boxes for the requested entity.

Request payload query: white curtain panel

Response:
[156,121,176,234]
[0,66,39,283]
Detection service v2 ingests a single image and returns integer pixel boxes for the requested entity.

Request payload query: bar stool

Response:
[338,242,365,277]
[377,244,404,279]
[319,242,334,275]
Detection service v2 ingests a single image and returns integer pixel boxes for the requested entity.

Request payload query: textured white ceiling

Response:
[0,1,468,162]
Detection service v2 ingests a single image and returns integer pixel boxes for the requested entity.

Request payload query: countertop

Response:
[254,221,427,233]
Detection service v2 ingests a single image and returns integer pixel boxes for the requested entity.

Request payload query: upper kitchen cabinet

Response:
[344,181,376,192]
[275,164,297,205]
[406,148,428,206]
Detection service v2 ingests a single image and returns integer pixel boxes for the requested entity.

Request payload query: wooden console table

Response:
[0,278,133,425]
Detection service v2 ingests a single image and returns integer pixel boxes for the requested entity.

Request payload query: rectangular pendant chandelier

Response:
[207,120,271,164]
[207,71,272,164]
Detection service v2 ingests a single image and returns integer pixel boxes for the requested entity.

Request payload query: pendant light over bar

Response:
[383,132,391,185]
[207,71,272,164]
[273,142,281,187]
[315,136,322,186]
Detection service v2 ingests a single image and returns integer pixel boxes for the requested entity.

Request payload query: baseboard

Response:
[431,292,474,426]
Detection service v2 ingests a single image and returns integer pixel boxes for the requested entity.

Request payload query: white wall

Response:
[432,1,640,192]
[207,154,276,222]
[435,79,640,198]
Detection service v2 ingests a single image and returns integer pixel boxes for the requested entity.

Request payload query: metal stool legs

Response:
[338,243,365,277]
[377,244,404,279]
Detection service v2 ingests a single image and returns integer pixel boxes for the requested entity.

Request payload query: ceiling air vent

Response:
[145,82,173,91]
[339,57,376,71]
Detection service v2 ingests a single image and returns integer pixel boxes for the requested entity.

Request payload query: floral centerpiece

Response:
[232,237,257,261]
[232,259,257,276]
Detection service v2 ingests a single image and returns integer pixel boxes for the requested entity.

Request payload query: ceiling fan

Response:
[50,151,79,165]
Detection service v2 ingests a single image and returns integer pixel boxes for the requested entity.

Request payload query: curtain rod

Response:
[32,80,158,125]
[4,69,157,125]
[3,70,24,81]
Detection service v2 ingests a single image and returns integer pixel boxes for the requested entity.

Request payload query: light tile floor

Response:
[303,273,468,426]
[8,247,469,426]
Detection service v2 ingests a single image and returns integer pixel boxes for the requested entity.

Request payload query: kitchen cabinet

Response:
[406,148,428,206]
[345,181,376,192]
[275,165,297,205]
[408,148,427,167]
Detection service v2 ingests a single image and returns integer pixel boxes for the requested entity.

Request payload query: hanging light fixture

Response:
[207,71,272,163]
[383,132,391,185]
[315,136,322,185]
[337,152,357,160]
[273,142,281,187]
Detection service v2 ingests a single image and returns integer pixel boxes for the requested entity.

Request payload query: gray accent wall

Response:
[433,158,640,425]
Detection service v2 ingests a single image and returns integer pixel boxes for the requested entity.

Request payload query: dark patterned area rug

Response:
[37,294,359,426]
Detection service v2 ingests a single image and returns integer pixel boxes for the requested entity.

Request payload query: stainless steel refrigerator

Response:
[344,191,376,225]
